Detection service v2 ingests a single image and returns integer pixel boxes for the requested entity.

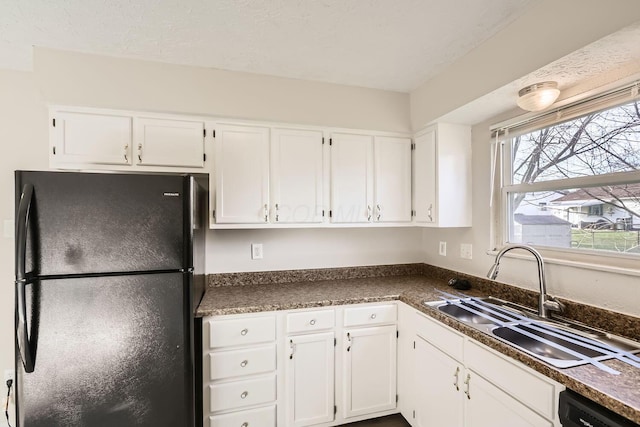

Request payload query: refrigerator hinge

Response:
[52,118,56,127]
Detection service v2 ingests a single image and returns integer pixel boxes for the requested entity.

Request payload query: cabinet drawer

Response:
[209,375,276,413]
[344,304,397,327]
[209,344,276,380]
[208,315,276,348]
[287,309,335,333]
[415,311,464,362]
[208,405,276,427]
[465,340,558,419]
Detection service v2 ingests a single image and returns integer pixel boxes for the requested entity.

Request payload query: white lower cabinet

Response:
[343,325,397,418]
[411,311,562,427]
[286,332,336,427]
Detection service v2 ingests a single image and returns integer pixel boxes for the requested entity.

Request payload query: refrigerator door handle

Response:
[16,183,35,373]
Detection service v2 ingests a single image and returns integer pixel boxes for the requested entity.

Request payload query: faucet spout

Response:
[487,244,561,318]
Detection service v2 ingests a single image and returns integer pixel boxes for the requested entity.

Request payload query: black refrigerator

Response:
[14,171,207,427]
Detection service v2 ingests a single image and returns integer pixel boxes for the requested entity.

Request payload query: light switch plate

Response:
[439,241,447,256]
[460,243,473,260]
[251,243,263,260]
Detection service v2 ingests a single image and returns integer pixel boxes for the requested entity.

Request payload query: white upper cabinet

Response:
[271,128,324,224]
[330,133,374,223]
[135,117,205,168]
[214,124,270,224]
[413,123,472,227]
[373,136,412,223]
[49,107,210,171]
[330,133,411,224]
[50,110,132,166]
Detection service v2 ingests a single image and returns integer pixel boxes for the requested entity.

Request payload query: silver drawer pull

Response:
[242,423,248,427]
[370,313,377,319]
[309,319,316,325]
[240,328,248,336]
[240,360,248,368]
[240,391,248,399]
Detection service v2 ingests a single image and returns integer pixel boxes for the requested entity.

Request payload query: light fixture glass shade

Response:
[517,81,560,111]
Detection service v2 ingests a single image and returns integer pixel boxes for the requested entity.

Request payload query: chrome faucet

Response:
[487,244,564,318]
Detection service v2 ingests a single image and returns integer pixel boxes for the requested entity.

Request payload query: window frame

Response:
[491,87,640,274]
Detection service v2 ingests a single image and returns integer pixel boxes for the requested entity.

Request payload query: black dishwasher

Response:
[559,389,639,427]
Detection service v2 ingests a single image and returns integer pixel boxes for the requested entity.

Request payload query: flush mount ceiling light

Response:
[517,81,560,112]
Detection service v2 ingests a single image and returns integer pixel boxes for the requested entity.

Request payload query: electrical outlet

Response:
[460,243,473,260]
[251,243,263,260]
[4,369,14,383]
[438,241,447,256]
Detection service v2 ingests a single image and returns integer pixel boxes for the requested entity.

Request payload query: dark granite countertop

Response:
[196,266,640,424]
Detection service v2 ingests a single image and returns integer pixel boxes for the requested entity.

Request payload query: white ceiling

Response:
[1,0,533,92]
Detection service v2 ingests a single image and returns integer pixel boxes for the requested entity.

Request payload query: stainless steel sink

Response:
[427,296,640,373]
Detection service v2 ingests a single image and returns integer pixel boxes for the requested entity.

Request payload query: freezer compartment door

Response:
[15,171,192,276]
[16,272,195,427]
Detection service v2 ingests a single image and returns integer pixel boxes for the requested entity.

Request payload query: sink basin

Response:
[492,325,605,365]
[427,296,640,372]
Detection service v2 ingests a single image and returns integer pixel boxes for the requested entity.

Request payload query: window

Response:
[497,96,640,259]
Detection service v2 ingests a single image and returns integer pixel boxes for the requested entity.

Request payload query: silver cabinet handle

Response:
[275,203,279,222]
[240,391,248,399]
[309,319,316,325]
[240,328,248,336]
[263,204,268,222]
[137,143,143,162]
[367,205,372,221]
[370,313,377,319]
[453,366,460,391]
[240,360,248,368]
[124,144,129,162]
[376,204,381,221]
[463,373,471,399]
[427,203,433,222]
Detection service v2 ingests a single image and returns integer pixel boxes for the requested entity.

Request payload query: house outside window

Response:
[494,93,640,263]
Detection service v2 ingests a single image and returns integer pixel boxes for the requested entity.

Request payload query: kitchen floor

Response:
[346,415,410,427]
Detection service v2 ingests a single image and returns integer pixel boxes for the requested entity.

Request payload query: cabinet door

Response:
[343,325,397,418]
[330,133,373,223]
[465,370,553,427]
[412,128,437,224]
[286,332,335,427]
[373,136,412,222]
[136,117,205,168]
[214,124,270,223]
[271,128,324,223]
[51,110,132,166]
[414,336,464,427]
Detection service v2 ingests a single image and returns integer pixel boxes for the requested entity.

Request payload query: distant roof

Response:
[551,183,640,203]
[514,214,572,225]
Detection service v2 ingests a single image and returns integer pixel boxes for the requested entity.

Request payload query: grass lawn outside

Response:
[571,229,640,253]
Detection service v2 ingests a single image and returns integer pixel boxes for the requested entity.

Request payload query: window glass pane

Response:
[512,100,640,185]
[508,184,640,254]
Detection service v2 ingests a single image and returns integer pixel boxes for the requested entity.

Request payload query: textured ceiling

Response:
[1,0,532,92]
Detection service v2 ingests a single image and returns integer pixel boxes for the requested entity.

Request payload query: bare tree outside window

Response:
[506,100,640,253]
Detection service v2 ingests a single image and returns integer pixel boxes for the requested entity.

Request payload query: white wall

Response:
[0,69,48,425]
[420,117,640,317]
[207,228,422,273]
